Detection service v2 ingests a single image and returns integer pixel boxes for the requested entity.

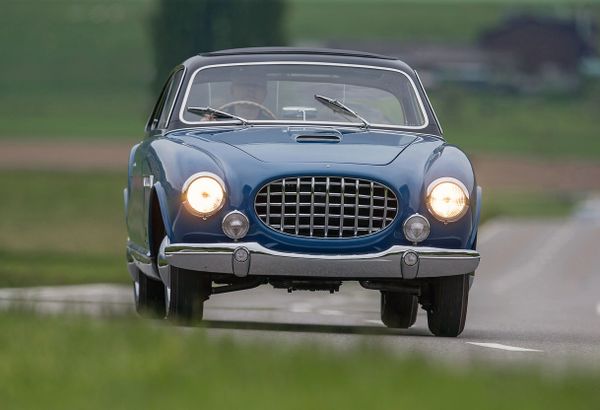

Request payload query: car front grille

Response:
[254,176,398,238]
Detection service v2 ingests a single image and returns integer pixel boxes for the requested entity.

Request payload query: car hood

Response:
[175,126,418,166]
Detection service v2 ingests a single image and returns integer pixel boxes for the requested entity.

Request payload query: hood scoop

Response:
[295,134,341,143]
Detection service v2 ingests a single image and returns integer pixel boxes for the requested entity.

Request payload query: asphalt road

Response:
[1,197,599,369]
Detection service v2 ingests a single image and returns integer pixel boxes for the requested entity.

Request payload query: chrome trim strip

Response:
[295,177,300,235]
[127,243,160,280]
[165,66,187,128]
[354,179,359,236]
[142,175,154,188]
[415,71,443,135]
[382,188,388,229]
[339,178,345,237]
[164,242,480,279]
[324,176,330,237]
[178,61,430,130]
[368,181,374,234]
[310,177,315,237]
[280,178,286,232]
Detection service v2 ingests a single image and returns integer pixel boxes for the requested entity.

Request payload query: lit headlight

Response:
[426,178,469,222]
[183,173,226,217]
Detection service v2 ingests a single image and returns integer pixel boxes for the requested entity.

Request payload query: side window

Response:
[146,69,182,132]
[158,69,184,129]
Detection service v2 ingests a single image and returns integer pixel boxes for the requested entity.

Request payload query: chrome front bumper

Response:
[163,242,480,280]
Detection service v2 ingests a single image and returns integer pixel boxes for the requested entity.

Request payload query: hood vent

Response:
[295,134,341,143]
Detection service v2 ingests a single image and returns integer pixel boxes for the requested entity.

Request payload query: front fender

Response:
[396,140,479,249]
[144,137,224,244]
[151,182,175,240]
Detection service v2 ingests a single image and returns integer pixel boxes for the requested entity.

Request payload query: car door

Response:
[127,70,181,251]
[140,68,185,251]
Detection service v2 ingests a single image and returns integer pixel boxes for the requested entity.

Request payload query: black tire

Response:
[426,274,470,337]
[134,269,166,318]
[165,266,211,324]
[380,291,419,329]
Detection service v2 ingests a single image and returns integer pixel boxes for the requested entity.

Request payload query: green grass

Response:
[431,86,600,159]
[0,311,598,410]
[480,190,576,222]
[0,171,128,287]
[288,1,600,43]
[0,170,575,288]
[288,1,507,42]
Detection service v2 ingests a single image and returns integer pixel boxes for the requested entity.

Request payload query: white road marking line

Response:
[467,342,543,352]
[318,309,343,316]
[290,302,313,313]
[365,319,383,325]
[596,302,600,316]
[491,221,576,294]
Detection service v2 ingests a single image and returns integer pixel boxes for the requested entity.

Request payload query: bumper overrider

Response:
[162,241,480,280]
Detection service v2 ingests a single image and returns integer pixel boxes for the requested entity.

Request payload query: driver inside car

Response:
[224,74,273,120]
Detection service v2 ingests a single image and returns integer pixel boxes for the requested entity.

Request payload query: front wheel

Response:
[380,291,418,329]
[133,268,166,318]
[426,274,470,337]
[165,266,211,324]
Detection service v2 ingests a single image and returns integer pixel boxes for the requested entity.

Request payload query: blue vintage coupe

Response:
[125,47,481,337]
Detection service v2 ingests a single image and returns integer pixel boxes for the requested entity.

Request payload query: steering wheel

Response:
[218,100,277,120]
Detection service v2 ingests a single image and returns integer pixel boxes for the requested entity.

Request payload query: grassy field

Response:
[288,0,600,43]
[0,171,126,287]
[0,170,575,288]
[0,311,598,410]
[432,85,600,159]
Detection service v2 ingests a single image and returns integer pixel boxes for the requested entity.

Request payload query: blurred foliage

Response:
[0,0,156,138]
[1,311,599,409]
[151,0,288,90]
[0,171,574,288]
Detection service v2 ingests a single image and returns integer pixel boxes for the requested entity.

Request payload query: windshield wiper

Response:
[314,94,371,129]
[187,106,250,126]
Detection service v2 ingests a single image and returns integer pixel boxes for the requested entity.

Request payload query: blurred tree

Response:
[151,0,288,90]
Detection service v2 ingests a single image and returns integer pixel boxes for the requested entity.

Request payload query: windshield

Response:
[180,63,428,128]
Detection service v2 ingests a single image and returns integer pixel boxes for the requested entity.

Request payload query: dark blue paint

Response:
[126,125,479,256]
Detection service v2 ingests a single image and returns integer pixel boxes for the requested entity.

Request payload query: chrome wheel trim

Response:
[164,283,171,317]
[133,280,140,305]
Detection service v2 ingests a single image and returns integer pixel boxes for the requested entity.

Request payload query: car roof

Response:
[184,47,414,74]
[201,47,397,61]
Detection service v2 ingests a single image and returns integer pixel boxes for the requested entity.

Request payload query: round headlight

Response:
[183,173,226,217]
[426,178,469,222]
[403,213,430,243]
[222,211,249,240]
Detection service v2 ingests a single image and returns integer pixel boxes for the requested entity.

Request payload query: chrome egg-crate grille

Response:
[255,176,398,238]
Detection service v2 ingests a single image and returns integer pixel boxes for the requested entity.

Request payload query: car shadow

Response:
[200,319,432,337]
